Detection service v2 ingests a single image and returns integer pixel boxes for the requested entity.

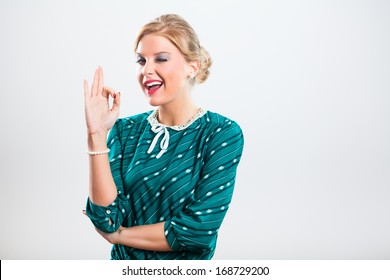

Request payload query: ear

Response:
[188,60,200,78]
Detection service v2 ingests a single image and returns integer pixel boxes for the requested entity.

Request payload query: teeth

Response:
[146,81,162,87]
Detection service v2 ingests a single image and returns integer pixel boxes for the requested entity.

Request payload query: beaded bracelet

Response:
[86,148,110,156]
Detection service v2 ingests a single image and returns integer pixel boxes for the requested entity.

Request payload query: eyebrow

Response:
[136,52,171,56]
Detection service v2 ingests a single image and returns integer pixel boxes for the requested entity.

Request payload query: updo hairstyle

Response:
[134,14,212,85]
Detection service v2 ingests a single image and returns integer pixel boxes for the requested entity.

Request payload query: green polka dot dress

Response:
[86,109,244,259]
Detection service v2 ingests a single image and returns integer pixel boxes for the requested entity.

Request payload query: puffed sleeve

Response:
[85,119,131,233]
[164,120,244,252]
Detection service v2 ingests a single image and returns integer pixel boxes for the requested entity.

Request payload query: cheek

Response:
[136,68,144,87]
[161,63,187,86]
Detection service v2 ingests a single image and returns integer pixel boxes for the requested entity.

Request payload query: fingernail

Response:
[113,93,117,98]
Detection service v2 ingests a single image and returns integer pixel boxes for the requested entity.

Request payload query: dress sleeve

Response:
[164,121,244,252]
[85,119,131,233]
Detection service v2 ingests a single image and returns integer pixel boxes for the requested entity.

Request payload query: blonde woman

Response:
[84,14,244,260]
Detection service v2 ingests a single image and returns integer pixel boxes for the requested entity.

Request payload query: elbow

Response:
[194,236,216,252]
[183,234,217,252]
[164,219,220,253]
[166,226,218,252]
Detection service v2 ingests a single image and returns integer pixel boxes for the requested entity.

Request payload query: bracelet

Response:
[86,148,110,156]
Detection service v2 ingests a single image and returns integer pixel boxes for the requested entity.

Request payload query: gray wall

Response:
[0,0,389,259]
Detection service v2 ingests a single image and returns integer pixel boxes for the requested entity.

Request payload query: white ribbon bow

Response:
[147,124,170,159]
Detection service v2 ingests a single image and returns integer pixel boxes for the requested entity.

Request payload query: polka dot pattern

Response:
[85,109,244,260]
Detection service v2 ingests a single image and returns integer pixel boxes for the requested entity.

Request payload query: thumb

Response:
[112,91,121,112]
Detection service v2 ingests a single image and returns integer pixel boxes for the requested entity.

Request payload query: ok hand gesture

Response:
[84,66,121,135]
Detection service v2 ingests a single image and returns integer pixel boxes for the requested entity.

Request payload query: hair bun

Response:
[196,46,212,84]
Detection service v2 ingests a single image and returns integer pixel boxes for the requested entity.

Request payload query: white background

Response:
[0,0,389,259]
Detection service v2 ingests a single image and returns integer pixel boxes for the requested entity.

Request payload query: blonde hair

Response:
[134,14,212,84]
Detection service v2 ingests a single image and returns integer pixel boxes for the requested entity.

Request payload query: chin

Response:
[144,89,175,107]
[147,96,165,107]
[148,100,161,107]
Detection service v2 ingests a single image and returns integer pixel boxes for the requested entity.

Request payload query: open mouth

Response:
[144,80,164,94]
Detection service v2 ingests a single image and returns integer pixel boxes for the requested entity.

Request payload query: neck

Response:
[157,97,199,126]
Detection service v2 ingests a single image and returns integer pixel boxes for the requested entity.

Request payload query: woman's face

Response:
[136,34,195,107]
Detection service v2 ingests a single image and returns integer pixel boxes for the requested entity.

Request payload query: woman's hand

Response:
[84,66,121,136]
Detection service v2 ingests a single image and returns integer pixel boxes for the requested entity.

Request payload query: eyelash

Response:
[136,57,168,65]
[136,58,145,65]
[156,58,168,62]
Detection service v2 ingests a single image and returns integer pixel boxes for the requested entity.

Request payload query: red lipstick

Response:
[144,80,163,95]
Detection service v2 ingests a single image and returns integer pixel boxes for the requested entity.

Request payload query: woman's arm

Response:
[85,119,131,233]
[84,66,121,206]
[95,222,172,252]
[94,120,244,252]
[87,133,117,206]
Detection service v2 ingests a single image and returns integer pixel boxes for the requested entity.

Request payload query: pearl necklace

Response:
[146,108,207,159]
[148,108,207,131]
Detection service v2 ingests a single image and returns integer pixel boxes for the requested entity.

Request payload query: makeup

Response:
[144,79,164,94]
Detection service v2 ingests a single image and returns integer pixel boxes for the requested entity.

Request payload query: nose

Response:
[141,59,155,76]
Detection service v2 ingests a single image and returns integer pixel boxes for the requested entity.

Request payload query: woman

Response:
[84,14,244,260]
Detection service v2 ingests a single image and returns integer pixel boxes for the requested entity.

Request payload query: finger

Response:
[92,67,99,97]
[97,65,104,97]
[102,86,116,99]
[83,80,89,102]
[112,91,121,112]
